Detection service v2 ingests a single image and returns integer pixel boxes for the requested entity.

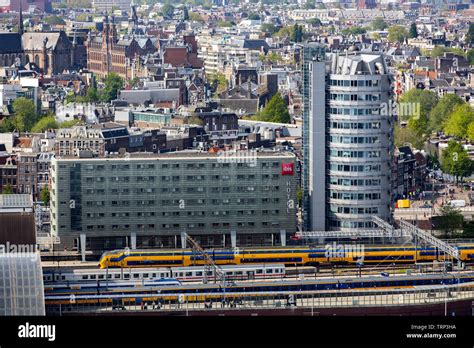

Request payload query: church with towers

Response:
[0,7,77,76]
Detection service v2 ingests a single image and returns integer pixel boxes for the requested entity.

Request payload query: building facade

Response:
[301,43,326,231]
[50,152,297,253]
[307,52,392,231]
[86,16,155,80]
[22,31,75,76]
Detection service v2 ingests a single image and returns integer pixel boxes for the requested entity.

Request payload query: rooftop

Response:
[0,194,33,209]
[55,150,295,161]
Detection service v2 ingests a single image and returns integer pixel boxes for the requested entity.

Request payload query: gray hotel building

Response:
[50,151,297,254]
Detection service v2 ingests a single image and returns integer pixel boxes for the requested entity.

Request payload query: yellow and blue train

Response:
[98,244,474,269]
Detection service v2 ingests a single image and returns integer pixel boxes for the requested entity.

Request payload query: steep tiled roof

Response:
[0,33,22,54]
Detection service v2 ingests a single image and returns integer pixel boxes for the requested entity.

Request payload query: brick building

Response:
[86,16,156,80]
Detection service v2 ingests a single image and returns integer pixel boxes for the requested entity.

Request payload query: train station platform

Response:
[45,281,474,316]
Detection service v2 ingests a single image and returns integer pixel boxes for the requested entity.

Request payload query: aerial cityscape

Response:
[0,0,474,343]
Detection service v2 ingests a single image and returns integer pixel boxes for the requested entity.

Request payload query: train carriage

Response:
[98,244,474,269]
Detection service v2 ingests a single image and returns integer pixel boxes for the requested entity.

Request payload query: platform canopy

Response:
[0,252,45,315]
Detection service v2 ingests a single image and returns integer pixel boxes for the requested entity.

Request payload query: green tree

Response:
[427,153,440,170]
[399,88,438,137]
[209,73,227,96]
[76,13,91,21]
[31,116,59,133]
[40,186,50,206]
[387,25,408,43]
[296,187,302,207]
[59,119,81,128]
[307,18,321,27]
[189,11,204,22]
[217,20,233,27]
[466,23,474,45]
[247,13,260,20]
[371,32,381,41]
[186,115,205,126]
[161,4,175,19]
[467,122,474,142]
[441,140,473,182]
[261,23,278,35]
[44,16,66,26]
[304,0,315,9]
[371,17,388,30]
[443,104,474,139]
[256,92,290,123]
[0,117,14,133]
[86,87,100,102]
[342,26,367,36]
[1,184,13,194]
[467,49,474,65]
[394,125,425,149]
[100,73,124,102]
[430,46,466,58]
[65,91,76,104]
[429,94,464,132]
[292,24,303,42]
[408,22,418,38]
[12,97,37,132]
[274,25,304,42]
[436,204,464,238]
[267,51,280,64]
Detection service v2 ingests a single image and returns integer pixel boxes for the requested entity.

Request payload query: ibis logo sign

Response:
[281,162,294,176]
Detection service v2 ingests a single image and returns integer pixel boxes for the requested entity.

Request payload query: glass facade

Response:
[0,252,45,316]
[326,54,392,230]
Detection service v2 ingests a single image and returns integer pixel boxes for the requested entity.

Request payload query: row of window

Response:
[329,192,381,201]
[328,107,380,116]
[81,162,283,171]
[329,164,381,172]
[329,136,380,144]
[82,198,283,207]
[60,141,101,148]
[329,150,381,159]
[329,79,379,87]
[329,93,381,102]
[329,178,381,187]
[84,174,282,183]
[85,221,281,230]
[329,206,379,215]
[330,122,381,130]
[85,210,282,218]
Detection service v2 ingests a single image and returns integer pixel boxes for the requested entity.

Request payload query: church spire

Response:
[18,3,24,36]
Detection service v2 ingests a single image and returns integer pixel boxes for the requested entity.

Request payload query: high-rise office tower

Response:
[306,51,393,231]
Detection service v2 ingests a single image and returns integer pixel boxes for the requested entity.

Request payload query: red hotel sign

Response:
[281,162,294,176]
